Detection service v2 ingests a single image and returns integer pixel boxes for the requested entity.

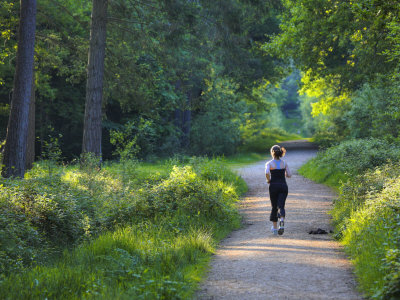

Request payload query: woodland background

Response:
[1,0,400,299]
[1,0,302,165]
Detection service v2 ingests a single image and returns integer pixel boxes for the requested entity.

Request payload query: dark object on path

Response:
[309,228,328,234]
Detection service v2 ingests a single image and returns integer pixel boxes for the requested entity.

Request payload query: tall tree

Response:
[82,0,108,158]
[25,70,35,170]
[2,0,36,178]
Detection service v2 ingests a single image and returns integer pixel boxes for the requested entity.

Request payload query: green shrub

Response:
[0,156,244,297]
[299,140,400,299]
[341,176,400,298]
[345,82,400,141]
[143,165,240,224]
[0,198,45,277]
[189,157,247,195]
[331,163,400,236]
[109,118,165,160]
[190,78,243,156]
[239,125,300,153]
[300,139,400,187]
[0,225,214,299]
[0,175,88,247]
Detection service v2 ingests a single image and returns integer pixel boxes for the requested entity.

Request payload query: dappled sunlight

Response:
[288,191,334,199]
[217,238,349,267]
[199,154,360,299]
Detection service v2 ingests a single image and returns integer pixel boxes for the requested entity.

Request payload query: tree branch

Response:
[45,0,89,29]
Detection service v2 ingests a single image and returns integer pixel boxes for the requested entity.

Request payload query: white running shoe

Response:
[271,226,278,236]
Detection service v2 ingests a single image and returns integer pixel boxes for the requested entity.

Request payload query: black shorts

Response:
[269,183,288,222]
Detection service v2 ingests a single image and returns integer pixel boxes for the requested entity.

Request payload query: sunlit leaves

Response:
[268,0,400,89]
[299,70,349,117]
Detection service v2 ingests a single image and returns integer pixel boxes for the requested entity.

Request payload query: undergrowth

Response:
[238,127,301,153]
[299,138,400,299]
[0,157,245,299]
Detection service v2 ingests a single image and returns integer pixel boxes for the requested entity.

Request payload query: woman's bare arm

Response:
[285,163,292,178]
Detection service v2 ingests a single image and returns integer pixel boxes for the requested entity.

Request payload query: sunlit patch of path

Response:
[196,149,361,300]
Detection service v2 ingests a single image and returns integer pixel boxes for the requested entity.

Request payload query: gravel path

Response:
[196,148,362,300]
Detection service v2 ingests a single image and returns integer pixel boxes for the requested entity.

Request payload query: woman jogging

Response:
[265,145,292,236]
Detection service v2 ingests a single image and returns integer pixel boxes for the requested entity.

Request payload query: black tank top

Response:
[270,160,286,184]
[270,169,286,184]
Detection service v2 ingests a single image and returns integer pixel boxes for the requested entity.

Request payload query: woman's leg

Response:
[277,184,288,219]
[269,185,279,226]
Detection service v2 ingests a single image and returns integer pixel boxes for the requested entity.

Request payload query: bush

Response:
[189,157,247,195]
[239,123,299,153]
[190,78,244,156]
[0,175,88,251]
[301,139,400,186]
[0,156,244,297]
[341,176,400,298]
[0,225,215,299]
[345,82,400,141]
[0,198,45,277]
[299,140,400,299]
[143,165,240,223]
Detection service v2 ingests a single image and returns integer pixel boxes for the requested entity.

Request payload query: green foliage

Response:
[221,152,266,169]
[239,124,300,154]
[299,140,400,299]
[0,225,214,299]
[268,0,400,90]
[41,127,63,162]
[296,76,400,148]
[237,81,302,153]
[300,139,400,186]
[143,165,240,225]
[109,119,157,161]
[299,94,318,137]
[0,0,284,161]
[268,1,400,149]
[189,157,247,195]
[40,126,64,176]
[345,80,400,141]
[341,172,400,299]
[0,157,244,298]
[190,78,244,156]
[0,194,46,277]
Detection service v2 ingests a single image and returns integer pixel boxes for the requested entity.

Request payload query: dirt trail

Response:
[196,147,361,300]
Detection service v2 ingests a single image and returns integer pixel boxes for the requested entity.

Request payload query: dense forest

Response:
[1,0,400,299]
[271,0,400,146]
[0,0,302,172]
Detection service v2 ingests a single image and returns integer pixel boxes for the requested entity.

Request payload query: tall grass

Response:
[299,139,400,299]
[0,225,214,299]
[0,157,245,299]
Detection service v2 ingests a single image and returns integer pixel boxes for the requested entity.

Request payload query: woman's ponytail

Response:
[270,145,286,159]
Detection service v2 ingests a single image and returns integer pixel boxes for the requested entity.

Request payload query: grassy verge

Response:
[298,139,400,299]
[224,127,306,169]
[223,152,266,168]
[0,157,246,299]
[1,226,214,299]
[298,157,346,190]
[239,127,302,153]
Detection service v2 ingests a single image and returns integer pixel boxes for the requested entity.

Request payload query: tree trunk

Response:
[182,90,192,148]
[25,70,35,170]
[82,0,108,158]
[2,0,36,178]
[173,80,192,149]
